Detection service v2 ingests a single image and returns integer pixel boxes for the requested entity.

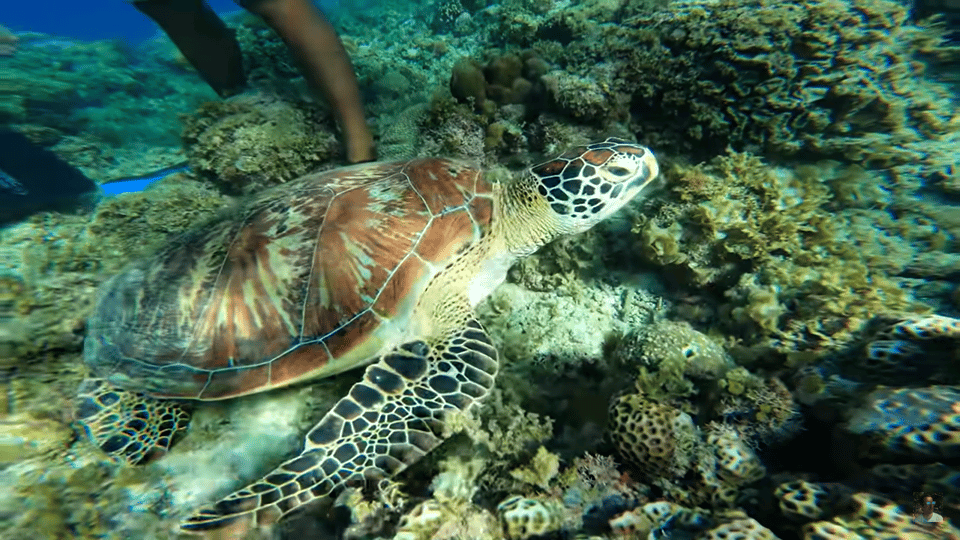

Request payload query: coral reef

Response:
[845,385,960,459]
[497,495,565,539]
[801,491,960,539]
[633,152,931,355]
[0,178,226,362]
[4,1,960,538]
[449,51,549,116]
[596,0,959,173]
[1,32,212,158]
[477,281,659,371]
[181,93,339,194]
[606,383,777,510]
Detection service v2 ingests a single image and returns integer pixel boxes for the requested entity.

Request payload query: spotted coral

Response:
[845,385,960,459]
[859,314,960,383]
[774,480,835,521]
[497,495,565,539]
[607,393,697,479]
[703,517,779,540]
[708,425,766,485]
[803,492,960,539]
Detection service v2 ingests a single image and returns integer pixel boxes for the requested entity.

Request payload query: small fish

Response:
[0,128,99,225]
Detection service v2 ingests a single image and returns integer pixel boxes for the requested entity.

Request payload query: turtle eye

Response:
[608,166,631,177]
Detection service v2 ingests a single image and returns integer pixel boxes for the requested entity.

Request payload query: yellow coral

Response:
[708,426,766,484]
[607,393,695,478]
[496,495,564,540]
[802,521,863,540]
[703,518,779,540]
[804,491,960,539]
[394,499,445,539]
[633,151,929,356]
[774,480,830,521]
[846,386,960,459]
[509,446,560,489]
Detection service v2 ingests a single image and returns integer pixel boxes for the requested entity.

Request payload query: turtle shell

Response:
[84,158,495,400]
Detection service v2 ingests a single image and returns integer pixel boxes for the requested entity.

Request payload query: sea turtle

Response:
[74,138,659,531]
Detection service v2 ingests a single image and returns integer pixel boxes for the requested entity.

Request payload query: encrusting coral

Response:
[845,385,960,460]
[606,0,959,174]
[633,151,931,356]
[857,314,960,383]
[181,93,339,194]
[802,491,960,539]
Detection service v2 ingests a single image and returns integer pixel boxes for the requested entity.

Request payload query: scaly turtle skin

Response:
[74,138,659,531]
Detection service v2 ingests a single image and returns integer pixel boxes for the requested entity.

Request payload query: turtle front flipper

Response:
[74,378,192,464]
[181,317,499,531]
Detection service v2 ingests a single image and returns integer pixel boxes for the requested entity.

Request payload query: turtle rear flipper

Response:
[181,317,499,531]
[74,378,192,464]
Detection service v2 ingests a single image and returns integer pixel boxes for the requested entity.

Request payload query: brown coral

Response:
[607,393,694,479]
[181,93,338,195]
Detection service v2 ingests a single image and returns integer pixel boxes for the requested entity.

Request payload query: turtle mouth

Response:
[625,172,653,192]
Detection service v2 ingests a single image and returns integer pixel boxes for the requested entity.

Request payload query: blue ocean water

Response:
[4,0,241,44]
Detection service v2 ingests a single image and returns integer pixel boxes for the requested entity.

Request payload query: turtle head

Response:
[529,138,659,235]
